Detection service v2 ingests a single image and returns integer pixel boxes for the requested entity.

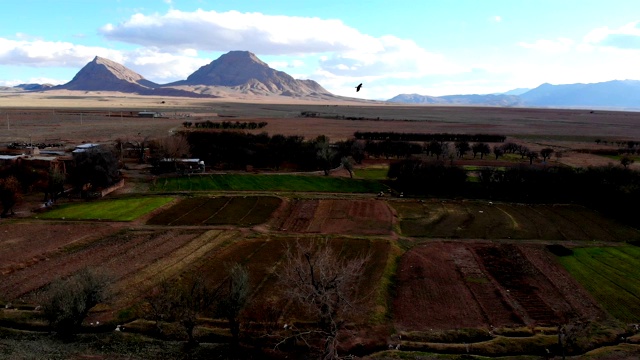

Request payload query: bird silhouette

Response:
[356,83,362,92]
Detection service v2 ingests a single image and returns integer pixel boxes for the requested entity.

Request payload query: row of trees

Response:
[389,159,640,227]
[186,131,349,173]
[354,131,507,143]
[37,240,368,359]
[183,121,268,129]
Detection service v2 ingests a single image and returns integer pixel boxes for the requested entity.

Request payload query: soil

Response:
[393,242,609,331]
[272,199,393,235]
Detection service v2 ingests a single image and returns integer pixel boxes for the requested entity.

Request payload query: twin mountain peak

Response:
[61,51,332,98]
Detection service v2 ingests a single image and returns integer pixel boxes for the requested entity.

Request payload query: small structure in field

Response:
[138,111,159,118]
[155,158,205,174]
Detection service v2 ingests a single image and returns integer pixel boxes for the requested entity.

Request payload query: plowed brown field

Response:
[393,242,606,331]
[274,199,393,235]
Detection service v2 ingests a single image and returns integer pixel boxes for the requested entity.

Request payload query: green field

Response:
[354,167,389,180]
[150,173,386,193]
[38,197,174,221]
[557,246,640,322]
[390,200,640,241]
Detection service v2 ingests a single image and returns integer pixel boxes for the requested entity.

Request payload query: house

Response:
[72,143,101,153]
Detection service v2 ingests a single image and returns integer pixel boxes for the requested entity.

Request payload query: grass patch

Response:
[150,174,386,193]
[354,167,389,180]
[39,197,174,221]
[557,246,640,322]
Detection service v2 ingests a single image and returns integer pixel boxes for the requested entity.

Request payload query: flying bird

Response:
[355,83,362,92]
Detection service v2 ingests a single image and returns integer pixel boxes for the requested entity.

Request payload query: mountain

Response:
[388,93,521,106]
[501,88,530,96]
[388,80,640,109]
[59,56,158,92]
[520,80,640,108]
[57,56,212,97]
[166,51,333,97]
[14,83,54,91]
[386,94,447,104]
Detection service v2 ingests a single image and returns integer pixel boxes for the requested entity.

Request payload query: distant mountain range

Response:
[0,51,339,100]
[3,51,640,108]
[388,80,640,109]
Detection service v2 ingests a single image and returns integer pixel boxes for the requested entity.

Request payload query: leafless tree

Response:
[341,157,354,178]
[171,274,220,346]
[316,136,337,176]
[216,263,250,349]
[621,155,635,168]
[143,279,178,336]
[278,239,371,359]
[540,147,554,162]
[40,267,111,337]
[0,176,21,217]
[153,134,191,160]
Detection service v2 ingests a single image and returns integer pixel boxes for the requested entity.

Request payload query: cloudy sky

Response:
[2,0,640,99]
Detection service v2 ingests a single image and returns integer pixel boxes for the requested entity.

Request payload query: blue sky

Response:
[2,0,640,99]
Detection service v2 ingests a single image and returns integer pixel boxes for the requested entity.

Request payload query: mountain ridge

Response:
[388,79,640,109]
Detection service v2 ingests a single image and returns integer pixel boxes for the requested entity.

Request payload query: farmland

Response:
[390,200,640,241]
[146,196,281,226]
[38,197,174,221]
[150,173,387,193]
[3,98,640,358]
[557,246,640,323]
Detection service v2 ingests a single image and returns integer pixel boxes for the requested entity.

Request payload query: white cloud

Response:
[0,77,66,87]
[268,59,305,70]
[100,9,383,55]
[493,16,502,22]
[319,35,466,80]
[518,38,574,52]
[0,37,210,84]
[126,48,210,82]
[584,21,640,49]
[0,38,124,67]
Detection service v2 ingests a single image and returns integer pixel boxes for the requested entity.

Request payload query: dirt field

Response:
[3,92,640,145]
[146,196,282,226]
[271,198,394,235]
[393,242,608,331]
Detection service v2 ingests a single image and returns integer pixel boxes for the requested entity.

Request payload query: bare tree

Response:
[143,279,177,336]
[40,267,111,338]
[341,157,354,178]
[540,148,554,162]
[278,239,370,360]
[0,176,21,217]
[621,155,635,168]
[471,142,491,159]
[527,151,539,165]
[455,141,471,158]
[216,263,250,349]
[171,274,219,346]
[153,134,191,160]
[315,136,336,176]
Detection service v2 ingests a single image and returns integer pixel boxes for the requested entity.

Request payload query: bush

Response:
[41,268,111,337]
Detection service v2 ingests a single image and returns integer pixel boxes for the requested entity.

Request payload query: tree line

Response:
[389,159,640,227]
[354,131,507,143]
[183,120,268,129]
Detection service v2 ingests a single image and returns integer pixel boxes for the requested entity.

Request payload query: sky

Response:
[2,0,640,99]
